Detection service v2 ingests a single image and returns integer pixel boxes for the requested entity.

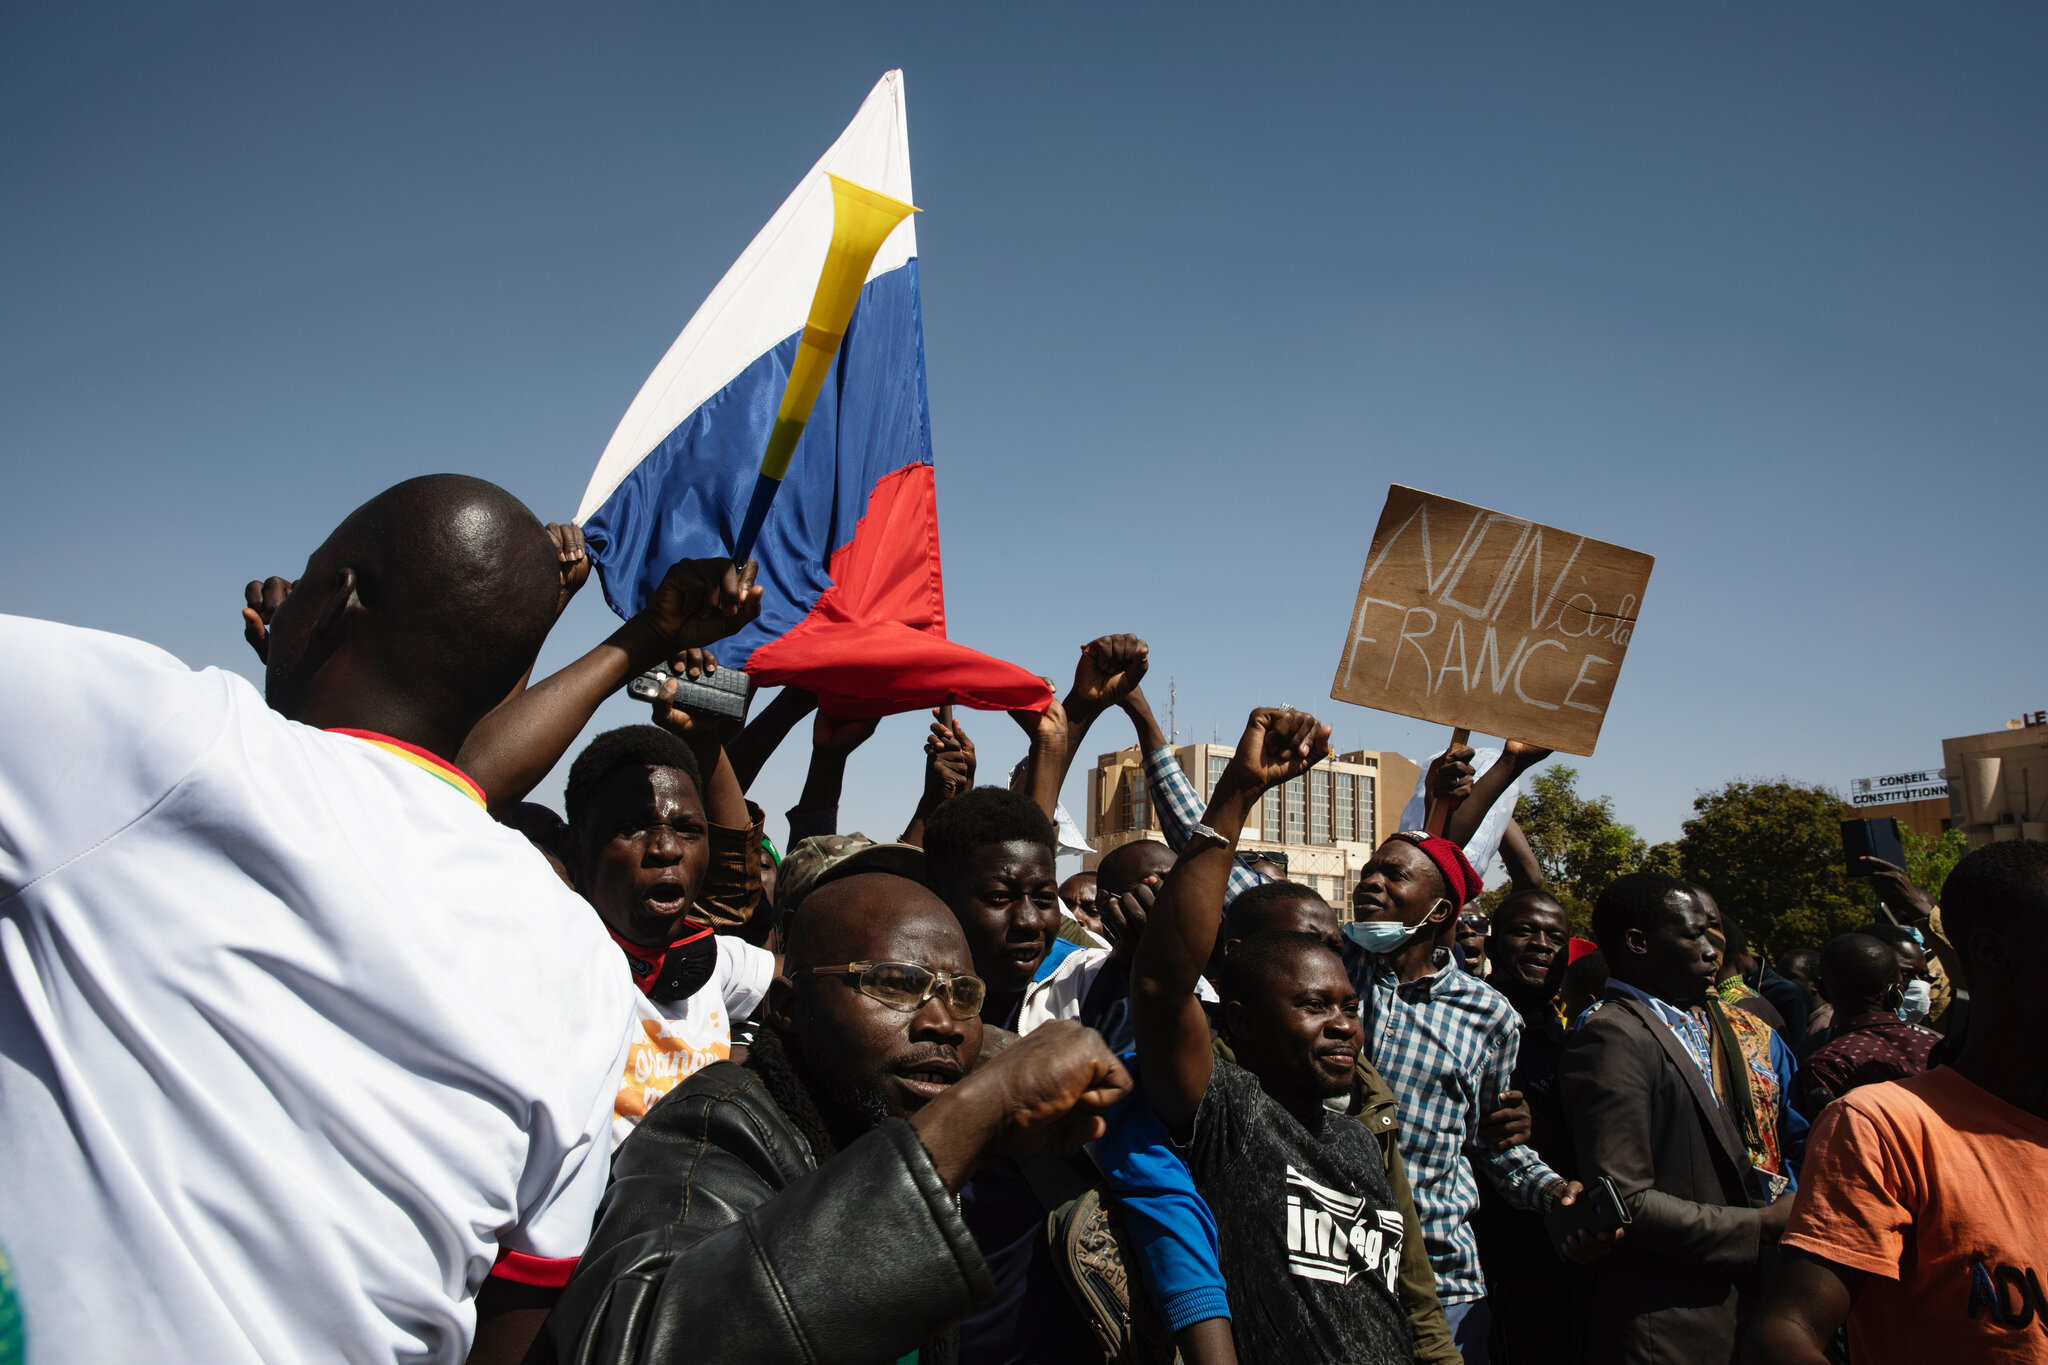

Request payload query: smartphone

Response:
[1545,1175,1632,1250]
[1841,818,1906,876]
[626,662,751,722]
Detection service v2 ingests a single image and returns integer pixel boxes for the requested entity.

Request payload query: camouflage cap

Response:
[775,832,927,912]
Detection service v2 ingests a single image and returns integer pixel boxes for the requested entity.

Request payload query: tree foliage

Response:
[1487,765,1660,935]
[1676,780,1861,952]
[1900,823,1969,902]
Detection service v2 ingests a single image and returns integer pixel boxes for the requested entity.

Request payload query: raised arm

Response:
[1011,636,1147,821]
[1009,691,1070,822]
[1855,856,1968,1002]
[1127,685,1262,903]
[1498,818,1544,889]
[1123,684,1168,755]
[725,685,818,792]
[1058,635,1148,780]
[1443,740,1550,847]
[786,710,879,846]
[902,710,975,847]
[647,669,752,830]
[1131,708,1330,1137]
[455,557,762,814]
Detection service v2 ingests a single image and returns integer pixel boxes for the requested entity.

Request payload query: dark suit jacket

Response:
[1557,991,1765,1365]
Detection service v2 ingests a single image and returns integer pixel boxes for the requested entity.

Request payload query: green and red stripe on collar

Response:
[327,729,487,808]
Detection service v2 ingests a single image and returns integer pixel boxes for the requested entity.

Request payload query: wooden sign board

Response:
[1329,485,1653,756]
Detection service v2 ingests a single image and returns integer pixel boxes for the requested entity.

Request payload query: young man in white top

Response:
[560,724,777,1142]
[0,474,759,1365]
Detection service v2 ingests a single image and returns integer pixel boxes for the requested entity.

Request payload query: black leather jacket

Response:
[548,1059,993,1365]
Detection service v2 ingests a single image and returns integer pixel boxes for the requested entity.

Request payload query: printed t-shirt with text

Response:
[1783,1065,2048,1364]
[1178,1059,1411,1365]
[613,936,773,1144]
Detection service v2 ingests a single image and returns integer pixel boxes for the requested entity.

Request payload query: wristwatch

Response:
[1186,822,1229,853]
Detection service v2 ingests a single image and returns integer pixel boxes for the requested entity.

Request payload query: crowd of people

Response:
[1,474,2042,1365]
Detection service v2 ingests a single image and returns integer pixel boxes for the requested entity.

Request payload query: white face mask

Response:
[1898,979,1933,1024]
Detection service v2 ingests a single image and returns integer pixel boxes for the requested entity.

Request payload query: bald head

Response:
[1099,839,1175,898]
[264,475,560,746]
[777,872,983,1131]
[785,872,976,977]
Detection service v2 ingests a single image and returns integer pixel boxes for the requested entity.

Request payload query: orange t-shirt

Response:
[1783,1066,2048,1363]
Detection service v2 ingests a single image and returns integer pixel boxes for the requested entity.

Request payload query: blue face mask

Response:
[1342,905,1446,956]
[1898,978,1933,1025]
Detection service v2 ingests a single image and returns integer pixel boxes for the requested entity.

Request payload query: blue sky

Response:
[4,3,2042,857]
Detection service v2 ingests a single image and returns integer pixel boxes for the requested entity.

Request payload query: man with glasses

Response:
[548,862,1131,1364]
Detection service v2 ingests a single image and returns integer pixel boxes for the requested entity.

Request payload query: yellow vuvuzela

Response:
[732,174,919,560]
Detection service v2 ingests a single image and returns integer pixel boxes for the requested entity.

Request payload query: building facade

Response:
[1084,744,1421,917]
[1943,717,2048,847]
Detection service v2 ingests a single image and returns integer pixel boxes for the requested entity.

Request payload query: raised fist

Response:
[1069,635,1149,716]
[966,1020,1132,1157]
[1428,744,1477,803]
[545,523,591,619]
[241,577,294,663]
[1219,707,1332,797]
[642,557,763,652]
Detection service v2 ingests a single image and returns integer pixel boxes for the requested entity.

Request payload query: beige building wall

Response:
[1942,722,2048,848]
[1084,744,1419,918]
[1836,795,1952,842]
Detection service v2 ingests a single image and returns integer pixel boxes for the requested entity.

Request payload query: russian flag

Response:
[575,71,1051,720]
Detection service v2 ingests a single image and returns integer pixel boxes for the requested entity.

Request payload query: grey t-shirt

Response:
[1181,1059,1412,1365]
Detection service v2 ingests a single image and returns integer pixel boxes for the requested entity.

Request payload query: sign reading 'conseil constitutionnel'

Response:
[1329,486,1655,756]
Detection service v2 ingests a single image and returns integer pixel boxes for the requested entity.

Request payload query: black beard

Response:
[745,1023,896,1161]
[805,1052,896,1151]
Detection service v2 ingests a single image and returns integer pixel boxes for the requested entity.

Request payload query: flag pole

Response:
[731,174,918,563]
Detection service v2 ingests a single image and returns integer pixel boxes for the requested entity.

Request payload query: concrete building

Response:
[1943,716,2048,848]
[1084,744,1420,916]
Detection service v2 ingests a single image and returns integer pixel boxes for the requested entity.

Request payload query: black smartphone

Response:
[1545,1175,1632,1251]
[626,663,751,722]
[1841,818,1906,875]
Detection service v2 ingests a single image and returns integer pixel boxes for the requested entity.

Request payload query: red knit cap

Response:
[1385,832,1483,910]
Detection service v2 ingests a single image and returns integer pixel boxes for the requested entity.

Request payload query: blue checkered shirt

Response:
[1351,950,1563,1305]
[1142,747,1262,903]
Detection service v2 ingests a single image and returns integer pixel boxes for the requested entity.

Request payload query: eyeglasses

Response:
[794,960,987,1020]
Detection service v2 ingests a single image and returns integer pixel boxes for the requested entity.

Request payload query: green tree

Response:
[1677,780,1862,952]
[1489,765,1657,935]
[1899,824,1968,902]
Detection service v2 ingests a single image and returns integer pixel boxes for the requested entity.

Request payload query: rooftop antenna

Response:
[1169,676,1177,746]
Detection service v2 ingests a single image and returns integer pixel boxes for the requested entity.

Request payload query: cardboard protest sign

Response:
[1329,486,1653,756]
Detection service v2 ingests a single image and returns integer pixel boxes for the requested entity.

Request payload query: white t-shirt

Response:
[1019,946,1217,1037]
[613,936,773,1144]
[0,617,638,1365]
[1398,746,1528,882]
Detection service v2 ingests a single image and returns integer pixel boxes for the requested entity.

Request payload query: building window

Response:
[1335,773,1355,841]
[1358,776,1376,842]
[1122,774,1148,834]
[1207,753,1228,798]
[1263,787,1282,843]
[1310,770,1331,844]
[1285,778,1305,843]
